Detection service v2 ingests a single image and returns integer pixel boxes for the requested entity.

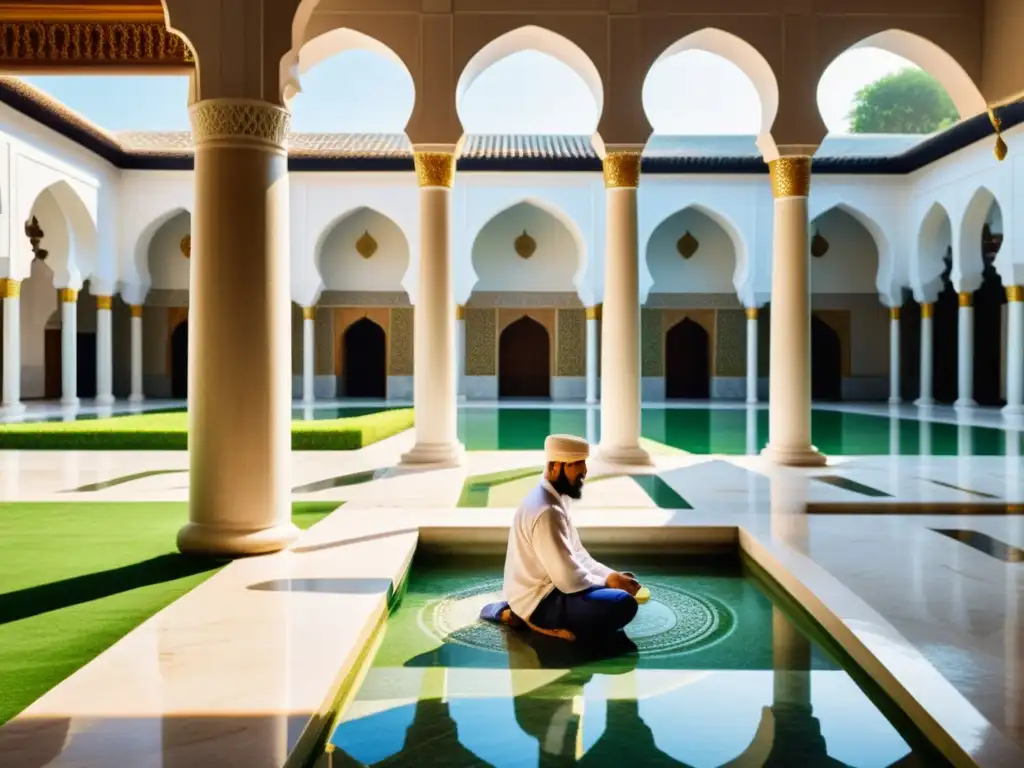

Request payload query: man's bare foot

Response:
[499,607,524,628]
[524,618,576,642]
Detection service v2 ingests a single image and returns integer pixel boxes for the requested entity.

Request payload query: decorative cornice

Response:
[0,4,166,23]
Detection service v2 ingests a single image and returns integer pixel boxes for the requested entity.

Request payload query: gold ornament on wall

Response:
[355,231,378,259]
[811,230,830,258]
[676,231,699,259]
[24,215,48,261]
[180,234,191,259]
[514,230,537,259]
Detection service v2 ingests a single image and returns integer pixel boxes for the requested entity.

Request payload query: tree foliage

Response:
[847,68,959,134]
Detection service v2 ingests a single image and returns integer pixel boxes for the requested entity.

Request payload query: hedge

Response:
[0,409,415,450]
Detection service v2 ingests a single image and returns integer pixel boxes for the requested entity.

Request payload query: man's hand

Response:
[606,571,641,596]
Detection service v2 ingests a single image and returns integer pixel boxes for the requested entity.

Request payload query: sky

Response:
[20,46,928,136]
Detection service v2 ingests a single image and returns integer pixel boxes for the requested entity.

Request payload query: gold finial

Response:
[355,231,378,259]
[989,108,1008,161]
[768,156,812,198]
[514,230,537,259]
[676,231,699,259]
[602,152,641,189]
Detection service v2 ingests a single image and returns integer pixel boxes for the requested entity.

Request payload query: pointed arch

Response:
[958,186,1002,289]
[22,180,98,287]
[913,202,953,301]
[315,206,411,296]
[809,201,894,298]
[455,26,604,131]
[133,207,191,287]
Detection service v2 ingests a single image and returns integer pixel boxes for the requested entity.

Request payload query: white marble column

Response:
[955,292,976,409]
[761,155,825,466]
[177,98,299,557]
[585,304,600,404]
[302,306,315,405]
[59,288,79,406]
[915,303,934,406]
[129,305,144,403]
[456,305,466,402]
[888,306,901,405]
[745,306,759,404]
[598,151,650,466]
[401,149,463,467]
[1,278,23,413]
[95,295,115,405]
[1004,286,1024,415]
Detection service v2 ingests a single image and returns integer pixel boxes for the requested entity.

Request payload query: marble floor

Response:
[0,400,1022,767]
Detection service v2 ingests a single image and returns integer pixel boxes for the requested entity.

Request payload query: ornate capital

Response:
[745,307,758,320]
[189,99,290,150]
[0,278,19,299]
[889,306,901,320]
[921,303,934,319]
[585,304,602,321]
[768,156,812,198]
[96,295,112,310]
[456,305,465,320]
[958,292,973,308]
[413,151,455,188]
[1007,286,1023,302]
[130,304,143,318]
[302,306,316,321]
[603,152,641,189]
[59,288,78,303]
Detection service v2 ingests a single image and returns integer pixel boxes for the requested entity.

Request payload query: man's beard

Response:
[552,467,584,499]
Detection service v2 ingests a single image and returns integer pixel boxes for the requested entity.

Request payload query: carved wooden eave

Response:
[0,2,193,72]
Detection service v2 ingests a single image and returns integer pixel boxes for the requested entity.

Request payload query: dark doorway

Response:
[665,318,710,399]
[899,290,922,403]
[499,316,550,398]
[44,328,61,399]
[974,256,1005,406]
[933,256,959,404]
[343,318,387,398]
[171,321,189,399]
[77,332,97,398]
[811,315,842,401]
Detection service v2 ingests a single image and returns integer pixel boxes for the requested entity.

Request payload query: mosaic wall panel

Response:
[715,310,746,377]
[641,308,663,377]
[466,308,497,376]
[556,308,585,377]
[146,289,189,307]
[389,307,414,376]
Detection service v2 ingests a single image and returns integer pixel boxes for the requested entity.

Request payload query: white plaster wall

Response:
[318,207,409,292]
[809,207,880,294]
[118,171,193,299]
[148,210,191,291]
[20,257,57,398]
[27,189,70,283]
[646,207,736,293]
[471,202,579,293]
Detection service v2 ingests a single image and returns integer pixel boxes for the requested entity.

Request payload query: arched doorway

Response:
[343,318,387,398]
[811,315,842,401]
[499,316,550,399]
[665,318,710,399]
[171,321,189,398]
[974,231,1005,406]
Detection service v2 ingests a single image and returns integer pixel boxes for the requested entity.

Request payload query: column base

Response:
[177,521,300,557]
[2,401,26,416]
[60,396,80,407]
[1002,404,1024,417]
[761,443,827,467]
[596,444,653,467]
[128,393,145,404]
[914,397,934,407]
[400,441,465,468]
[954,398,977,410]
[96,394,116,407]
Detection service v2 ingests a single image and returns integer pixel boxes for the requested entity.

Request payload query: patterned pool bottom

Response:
[422,577,736,659]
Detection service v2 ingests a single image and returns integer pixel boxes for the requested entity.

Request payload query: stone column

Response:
[456,305,467,402]
[915,303,934,406]
[585,304,600,404]
[598,151,650,466]
[176,98,299,557]
[59,288,79,406]
[745,307,759,404]
[1004,286,1024,415]
[128,305,144,403]
[761,156,825,466]
[1,278,23,413]
[95,295,115,405]
[955,292,976,409]
[888,306,901,405]
[302,306,315,405]
[400,150,464,467]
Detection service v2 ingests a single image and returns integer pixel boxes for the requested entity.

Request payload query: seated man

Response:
[481,434,641,642]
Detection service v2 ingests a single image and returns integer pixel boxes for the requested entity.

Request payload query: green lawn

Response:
[0,409,415,450]
[0,500,339,725]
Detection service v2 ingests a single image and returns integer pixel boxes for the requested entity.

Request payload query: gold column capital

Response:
[745,307,759,320]
[413,151,455,188]
[130,305,144,318]
[602,151,642,189]
[585,304,603,321]
[889,306,901,321]
[456,304,466,320]
[0,278,20,299]
[189,99,290,151]
[958,292,973,307]
[302,306,316,321]
[768,156,812,198]
[921,303,934,319]
[59,288,78,303]
[1007,286,1023,302]
[96,295,113,310]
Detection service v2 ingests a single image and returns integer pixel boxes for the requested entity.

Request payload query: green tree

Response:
[847,67,959,134]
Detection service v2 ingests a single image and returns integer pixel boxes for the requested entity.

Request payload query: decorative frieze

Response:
[715,310,745,377]
[0,20,192,70]
[556,309,585,377]
[465,308,497,376]
[389,307,414,376]
[641,309,663,377]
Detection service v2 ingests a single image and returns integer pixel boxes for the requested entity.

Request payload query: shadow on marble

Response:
[931,529,1024,562]
[292,528,419,555]
[248,578,395,595]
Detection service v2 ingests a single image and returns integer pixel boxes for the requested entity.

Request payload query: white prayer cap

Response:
[544,434,590,464]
